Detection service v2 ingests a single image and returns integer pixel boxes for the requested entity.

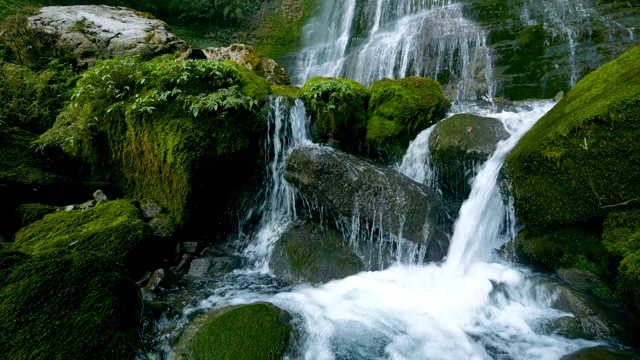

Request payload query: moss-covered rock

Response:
[0,124,78,238]
[13,199,152,275]
[429,114,508,202]
[602,209,640,316]
[367,77,448,163]
[177,302,292,360]
[298,77,370,153]
[270,221,364,284]
[0,249,141,360]
[505,43,640,228]
[38,56,271,236]
[271,84,300,98]
[14,203,58,228]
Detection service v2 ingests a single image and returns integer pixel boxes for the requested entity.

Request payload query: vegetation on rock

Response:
[299,77,370,153]
[14,203,58,227]
[367,76,448,162]
[13,199,152,275]
[505,43,640,228]
[186,303,291,360]
[38,56,270,232]
[0,248,141,360]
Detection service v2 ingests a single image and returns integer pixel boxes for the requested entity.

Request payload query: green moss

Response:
[0,60,77,133]
[0,249,140,360]
[38,56,269,230]
[616,251,640,316]
[514,226,614,278]
[187,303,291,360]
[299,77,370,153]
[13,199,151,274]
[14,203,58,228]
[602,209,640,257]
[505,44,640,228]
[271,85,300,98]
[367,76,449,162]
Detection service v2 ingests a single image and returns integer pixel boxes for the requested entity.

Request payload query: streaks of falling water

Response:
[293,0,495,100]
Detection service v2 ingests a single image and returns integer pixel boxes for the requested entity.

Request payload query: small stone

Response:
[92,189,108,202]
[140,198,162,219]
[183,242,200,254]
[553,91,564,102]
[175,254,195,273]
[136,271,152,287]
[79,199,96,210]
[188,258,212,277]
[145,268,165,290]
[65,205,75,211]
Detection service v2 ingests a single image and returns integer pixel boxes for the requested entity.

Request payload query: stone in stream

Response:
[284,144,449,260]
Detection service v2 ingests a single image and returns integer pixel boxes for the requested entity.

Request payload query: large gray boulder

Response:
[284,144,447,256]
[201,44,291,85]
[27,5,187,68]
[429,113,509,202]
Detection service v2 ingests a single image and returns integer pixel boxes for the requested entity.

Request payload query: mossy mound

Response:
[14,203,58,227]
[505,43,640,228]
[429,114,508,202]
[38,56,271,235]
[602,209,640,315]
[270,221,364,284]
[298,77,370,153]
[367,77,449,163]
[184,303,292,360]
[0,248,140,360]
[271,84,300,98]
[13,199,152,275]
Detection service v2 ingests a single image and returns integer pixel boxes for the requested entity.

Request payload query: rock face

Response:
[284,144,447,256]
[270,221,365,284]
[27,5,187,68]
[429,114,508,202]
[202,44,291,85]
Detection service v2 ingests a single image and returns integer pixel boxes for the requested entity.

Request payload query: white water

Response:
[293,0,494,100]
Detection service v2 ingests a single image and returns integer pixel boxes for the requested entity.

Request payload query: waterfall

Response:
[293,0,495,100]
[240,96,310,271]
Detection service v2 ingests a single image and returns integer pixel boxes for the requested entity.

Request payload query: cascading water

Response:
[240,96,311,271]
[293,0,495,100]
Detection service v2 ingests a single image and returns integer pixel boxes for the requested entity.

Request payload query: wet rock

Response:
[140,198,162,219]
[202,44,291,85]
[429,113,508,202]
[78,199,96,210]
[560,345,640,360]
[556,268,605,296]
[285,144,447,255]
[148,214,178,238]
[188,258,212,277]
[145,269,165,290]
[270,221,365,284]
[183,242,200,254]
[25,5,187,68]
[174,254,194,273]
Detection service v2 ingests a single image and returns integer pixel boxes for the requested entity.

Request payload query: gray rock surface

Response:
[284,144,445,250]
[27,5,187,68]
